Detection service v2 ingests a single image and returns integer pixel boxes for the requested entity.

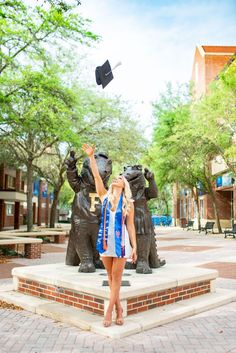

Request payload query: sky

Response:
[78,0,236,136]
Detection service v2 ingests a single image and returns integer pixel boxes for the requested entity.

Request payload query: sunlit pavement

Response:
[0,226,236,353]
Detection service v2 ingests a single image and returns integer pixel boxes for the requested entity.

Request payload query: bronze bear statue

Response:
[65,151,112,272]
[123,165,166,274]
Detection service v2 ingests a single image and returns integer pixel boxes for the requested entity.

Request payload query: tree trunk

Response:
[192,188,201,230]
[208,186,222,233]
[164,198,169,215]
[49,180,64,228]
[26,159,33,232]
[196,193,201,231]
[205,162,222,233]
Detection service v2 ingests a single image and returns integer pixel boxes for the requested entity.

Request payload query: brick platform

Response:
[12,263,218,319]
[24,243,41,259]
[17,277,211,317]
[54,233,66,244]
[127,280,211,315]
[18,278,104,315]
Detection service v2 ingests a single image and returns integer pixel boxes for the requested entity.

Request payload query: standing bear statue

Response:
[123,165,166,274]
[65,151,112,272]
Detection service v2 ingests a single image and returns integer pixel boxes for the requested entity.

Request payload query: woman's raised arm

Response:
[82,143,107,199]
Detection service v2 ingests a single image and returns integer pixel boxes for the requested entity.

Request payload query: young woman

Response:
[82,143,137,327]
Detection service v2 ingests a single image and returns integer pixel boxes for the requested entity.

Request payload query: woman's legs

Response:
[101,257,126,326]
[101,257,113,326]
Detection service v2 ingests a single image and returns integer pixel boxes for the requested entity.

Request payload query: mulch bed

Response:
[0,255,10,264]
[0,254,23,264]
[0,300,23,311]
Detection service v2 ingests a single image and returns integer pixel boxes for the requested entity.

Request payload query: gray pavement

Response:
[0,226,236,353]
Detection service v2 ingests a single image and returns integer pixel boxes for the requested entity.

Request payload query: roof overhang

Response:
[0,191,27,202]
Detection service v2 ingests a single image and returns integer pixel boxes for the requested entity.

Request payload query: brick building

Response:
[0,164,54,230]
[192,45,236,98]
[173,45,236,229]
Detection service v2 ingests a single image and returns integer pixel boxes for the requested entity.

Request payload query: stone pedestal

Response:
[12,263,217,318]
[54,233,66,244]
[0,263,233,338]
[24,243,41,259]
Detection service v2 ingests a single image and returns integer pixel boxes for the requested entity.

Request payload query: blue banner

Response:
[216,176,222,187]
[42,182,48,198]
[216,174,233,188]
[33,180,39,196]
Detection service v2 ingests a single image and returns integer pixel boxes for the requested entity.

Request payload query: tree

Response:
[34,89,146,227]
[0,0,98,77]
[0,0,98,231]
[193,58,236,172]
[148,83,225,232]
[0,65,79,231]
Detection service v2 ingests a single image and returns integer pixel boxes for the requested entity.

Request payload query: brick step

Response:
[11,263,219,318]
[0,288,235,338]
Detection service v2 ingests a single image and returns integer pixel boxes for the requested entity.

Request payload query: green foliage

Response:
[59,179,74,208]
[192,58,236,170]
[148,185,172,215]
[146,59,235,232]
[0,0,98,75]
[71,91,147,176]
[0,65,80,162]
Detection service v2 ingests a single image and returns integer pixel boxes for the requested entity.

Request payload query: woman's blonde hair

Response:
[107,176,133,215]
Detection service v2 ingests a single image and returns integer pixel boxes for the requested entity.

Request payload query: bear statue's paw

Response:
[136,260,152,274]
[125,262,136,270]
[79,261,96,273]
[94,259,105,269]
[158,259,166,267]
[150,258,166,268]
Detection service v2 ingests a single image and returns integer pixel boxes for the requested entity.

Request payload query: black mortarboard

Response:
[95,60,122,89]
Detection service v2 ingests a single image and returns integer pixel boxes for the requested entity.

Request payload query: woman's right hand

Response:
[131,247,137,264]
[82,143,95,157]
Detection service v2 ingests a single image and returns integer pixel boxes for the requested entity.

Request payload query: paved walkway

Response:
[0,227,236,353]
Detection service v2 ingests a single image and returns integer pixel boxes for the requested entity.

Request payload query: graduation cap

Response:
[95,60,122,89]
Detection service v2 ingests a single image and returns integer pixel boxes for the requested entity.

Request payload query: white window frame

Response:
[6,203,14,216]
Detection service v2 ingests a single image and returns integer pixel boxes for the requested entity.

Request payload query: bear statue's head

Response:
[81,152,112,189]
[122,165,146,196]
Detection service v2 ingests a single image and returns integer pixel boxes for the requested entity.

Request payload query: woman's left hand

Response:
[131,248,137,263]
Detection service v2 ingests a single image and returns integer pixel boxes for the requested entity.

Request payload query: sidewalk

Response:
[0,226,236,353]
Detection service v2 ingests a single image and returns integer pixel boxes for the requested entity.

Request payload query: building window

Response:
[7,175,16,189]
[21,180,24,191]
[200,199,204,219]
[188,198,192,219]
[180,199,187,218]
[6,204,14,216]
[194,201,198,218]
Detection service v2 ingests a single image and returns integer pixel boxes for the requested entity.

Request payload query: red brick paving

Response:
[157,237,188,241]
[198,262,236,279]
[158,245,220,252]
[41,244,66,253]
[0,262,26,279]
